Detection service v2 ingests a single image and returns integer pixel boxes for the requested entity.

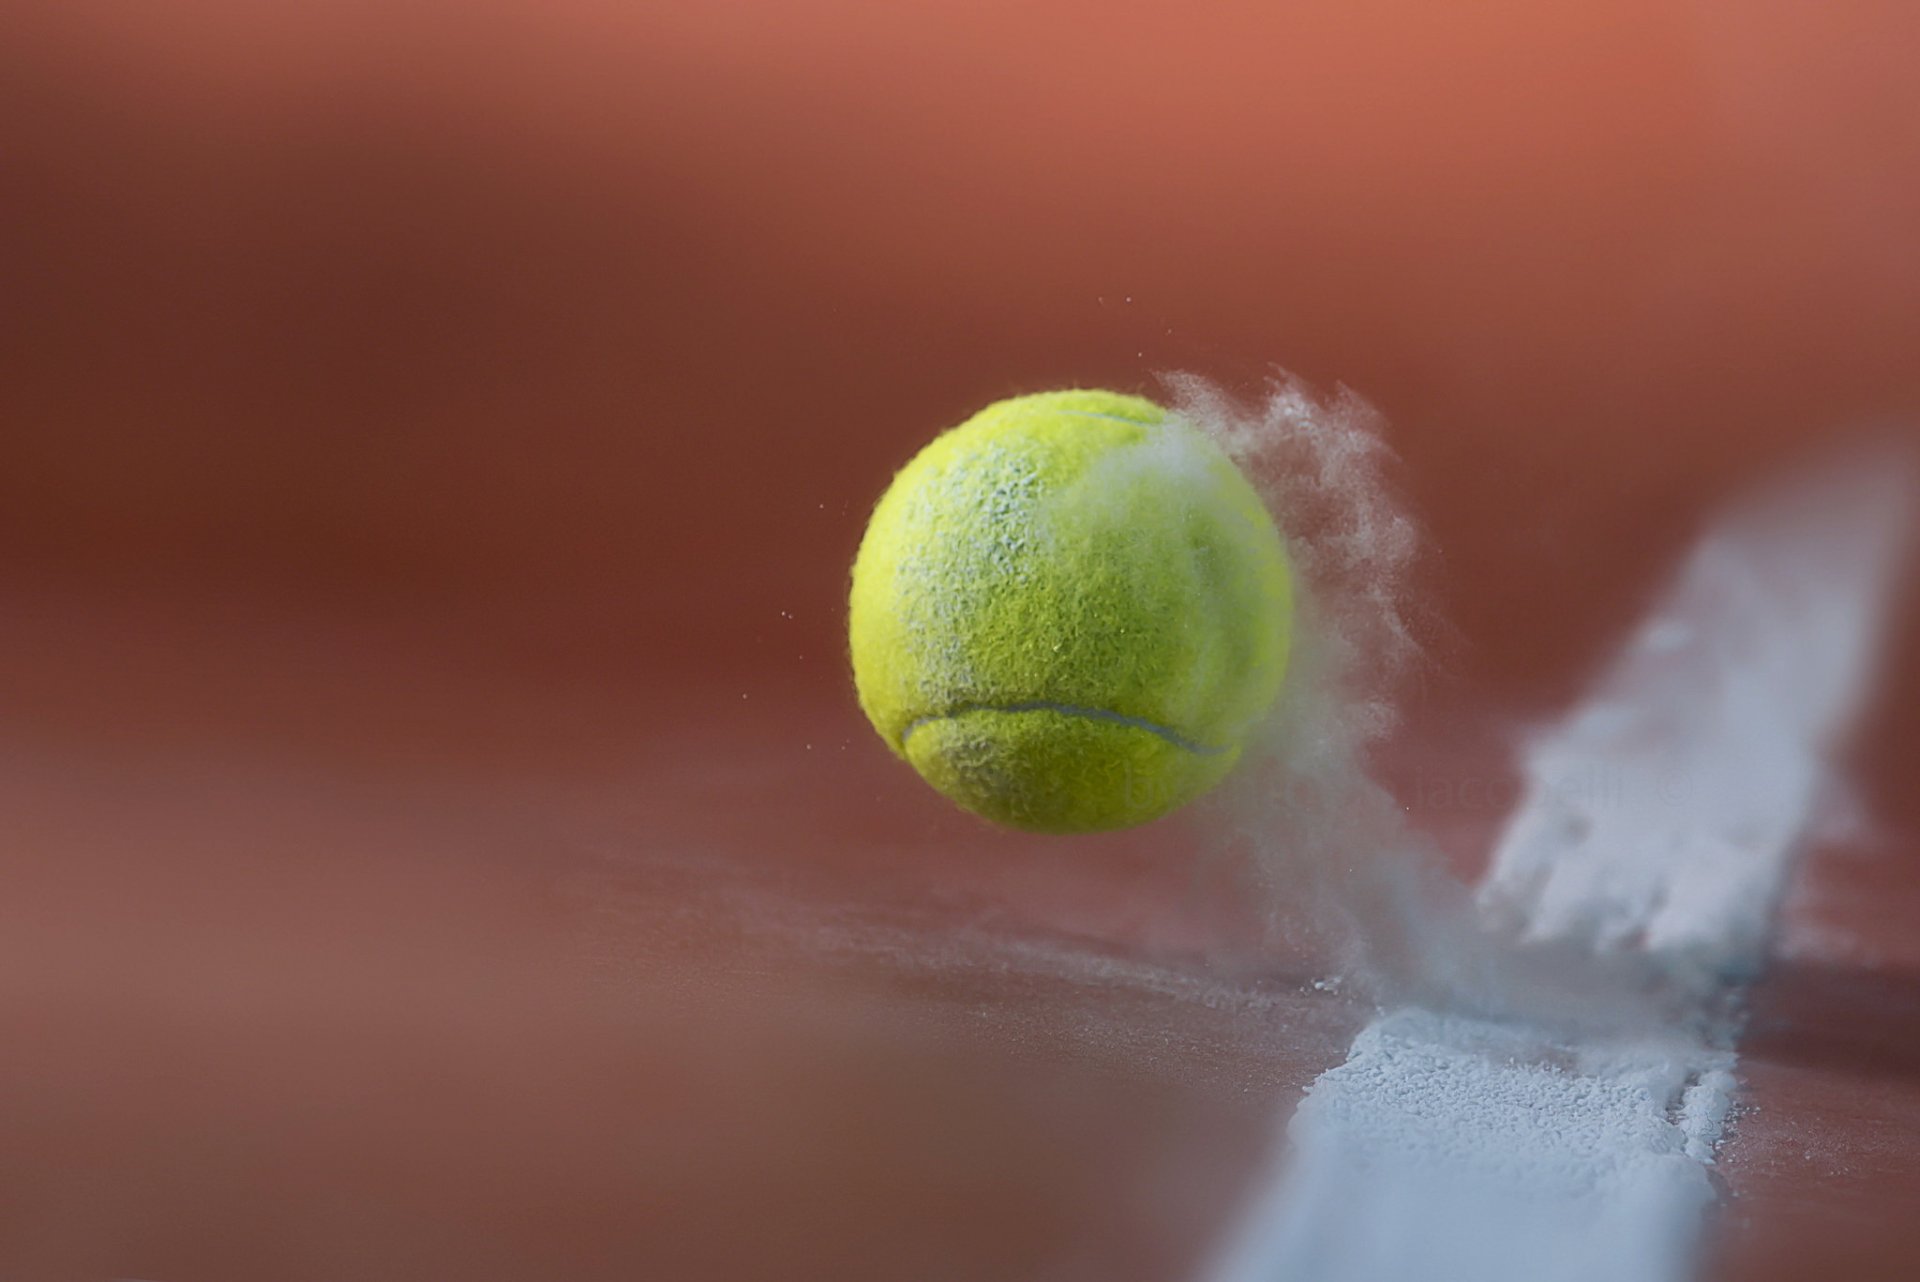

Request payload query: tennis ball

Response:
[849,389,1292,833]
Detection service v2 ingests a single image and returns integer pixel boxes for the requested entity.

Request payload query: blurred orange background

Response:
[8,0,1918,708]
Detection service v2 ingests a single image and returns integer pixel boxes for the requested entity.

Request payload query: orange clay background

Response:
[1,4,1919,1279]
[6,0,1917,741]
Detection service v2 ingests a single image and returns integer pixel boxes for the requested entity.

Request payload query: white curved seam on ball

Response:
[899,702,1225,756]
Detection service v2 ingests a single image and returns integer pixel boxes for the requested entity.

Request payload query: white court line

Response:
[1205,447,1913,1282]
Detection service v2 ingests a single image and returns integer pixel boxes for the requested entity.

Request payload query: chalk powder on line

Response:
[1204,417,1912,1282]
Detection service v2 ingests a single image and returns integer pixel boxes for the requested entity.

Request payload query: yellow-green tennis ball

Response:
[848,389,1292,833]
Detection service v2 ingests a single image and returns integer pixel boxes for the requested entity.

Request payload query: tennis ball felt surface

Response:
[849,389,1292,833]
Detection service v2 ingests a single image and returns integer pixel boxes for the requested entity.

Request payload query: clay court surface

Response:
[4,2,1919,1278]
[0,587,1914,1279]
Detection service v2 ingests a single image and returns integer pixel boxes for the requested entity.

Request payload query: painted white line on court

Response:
[1206,446,1913,1282]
